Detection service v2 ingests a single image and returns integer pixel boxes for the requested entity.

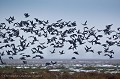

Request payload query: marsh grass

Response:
[0,67,120,79]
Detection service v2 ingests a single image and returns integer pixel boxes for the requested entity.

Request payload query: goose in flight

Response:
[50,49,55,54]
[59,50,65,55]
[104,54,114,58]
[73,51,79,55]
[71,57,76,60]
[81,21,87,26]
[97,51,102,55]
[24,13,30,18]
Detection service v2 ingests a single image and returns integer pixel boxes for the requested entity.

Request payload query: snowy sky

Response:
[0,0,120,59]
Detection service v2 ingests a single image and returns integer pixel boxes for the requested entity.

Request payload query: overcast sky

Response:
[0,0,120,59]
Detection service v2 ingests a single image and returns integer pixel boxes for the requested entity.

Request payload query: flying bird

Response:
[24,13,30,18]
[23,61,27,64]
[104,54,114,58]
[50,49,56,54]
[97,51,102,55]
[71,57,76,60]
[81,21,87,26]
[59,50,65,55]
[73,51,79,55]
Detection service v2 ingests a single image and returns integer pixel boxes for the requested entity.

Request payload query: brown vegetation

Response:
[0,71,120,79]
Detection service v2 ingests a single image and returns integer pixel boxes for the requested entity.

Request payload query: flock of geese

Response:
[0,13,120,64]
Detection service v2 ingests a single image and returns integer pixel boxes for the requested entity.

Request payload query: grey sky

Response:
[0,0,120,59]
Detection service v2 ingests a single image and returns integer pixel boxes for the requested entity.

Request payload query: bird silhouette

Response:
[50,49,55,54]
[0,52,5,56]
[57,19,63,23]
[73,51,79,55]
[51,61,57,65]
[104,47,109,53]
[81,21,87,26]
[10,16,15,21]
[108,50,114,54]
[23,61,27,64]
[106,40,116,46]
[5,18,13,24]
[24,13,30,18]
[113,35,118,40]
[71,57,76,60]
[97,51,102,55]
[0,56,6,64]
[6,50,13,55]
[31,47,43,54]
[59,50,65,55]
[9,56,13,60]
[104,54,114,58]
[102,44,108,47]
[32,55,44,59]
[84,46,94,53]
[20,57,26,60]
[106,24,113,29]
[45,62,51,66]
[23,55,31,57]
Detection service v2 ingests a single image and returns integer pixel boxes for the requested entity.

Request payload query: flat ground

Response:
[0,67,120,79]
